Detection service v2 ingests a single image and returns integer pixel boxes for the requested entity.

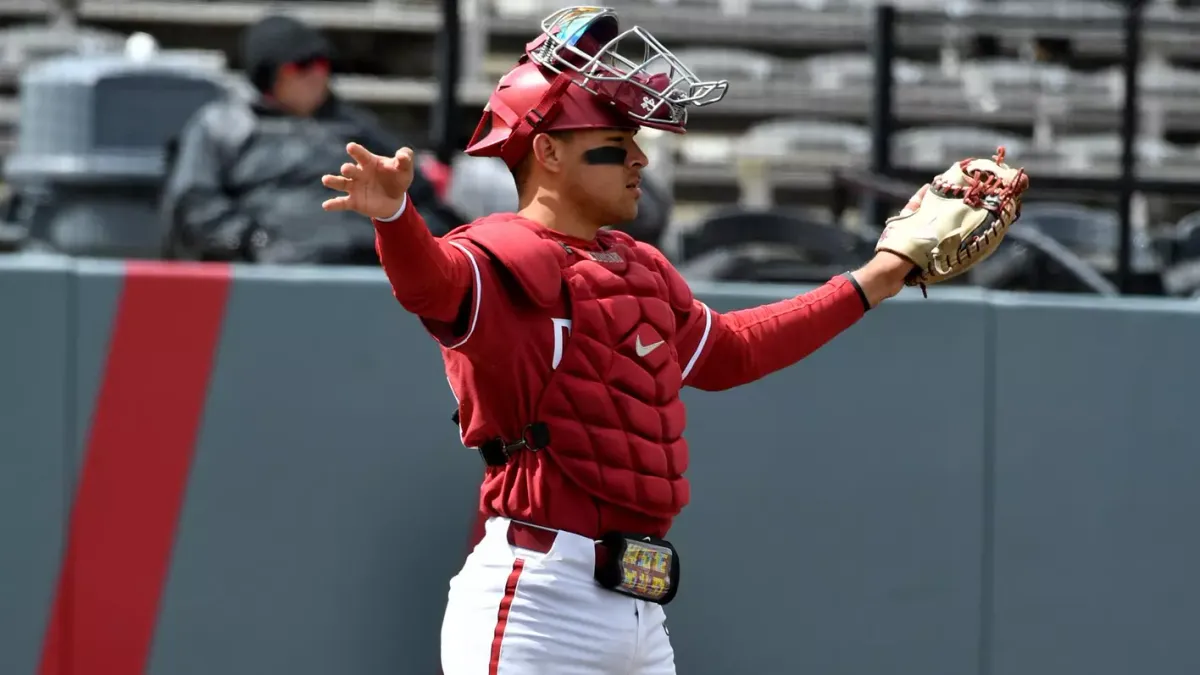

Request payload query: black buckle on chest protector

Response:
[474,421,551,467]
[594,532,681,605]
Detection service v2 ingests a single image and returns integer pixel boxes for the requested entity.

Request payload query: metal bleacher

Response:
[5,0,1200,226]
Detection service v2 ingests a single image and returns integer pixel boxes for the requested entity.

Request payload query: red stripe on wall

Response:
[38,261,233,675]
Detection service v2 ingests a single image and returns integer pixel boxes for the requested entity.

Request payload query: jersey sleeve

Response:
[417,238,509,353]
[678,275,867,392]
[415,237,484,345]
[373,195,505,353]
[673,299,716,384]
[373,194,471,323]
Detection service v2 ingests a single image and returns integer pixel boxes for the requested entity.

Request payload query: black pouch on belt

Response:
[594,532,680,605]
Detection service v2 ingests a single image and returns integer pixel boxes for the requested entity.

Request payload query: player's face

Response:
[561,129,649,225]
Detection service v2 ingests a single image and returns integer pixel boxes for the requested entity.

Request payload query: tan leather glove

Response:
[876,147,1030,296]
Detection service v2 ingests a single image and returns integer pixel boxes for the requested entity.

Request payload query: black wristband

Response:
[842,272,871,312]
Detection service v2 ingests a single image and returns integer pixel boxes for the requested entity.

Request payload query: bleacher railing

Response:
[848,0,1164,294]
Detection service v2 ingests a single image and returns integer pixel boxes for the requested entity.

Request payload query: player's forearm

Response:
[372,195,471,323]
[688,274,869,391]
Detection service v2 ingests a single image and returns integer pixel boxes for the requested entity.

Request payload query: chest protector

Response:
[450,214,694,520]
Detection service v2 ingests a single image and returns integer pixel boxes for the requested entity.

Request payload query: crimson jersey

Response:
[373,198,868,538]
[420,229,713,537]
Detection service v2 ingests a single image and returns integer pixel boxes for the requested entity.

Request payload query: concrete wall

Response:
[2,254,1198,675]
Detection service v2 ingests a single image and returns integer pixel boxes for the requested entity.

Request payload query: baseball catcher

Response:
[319,6,1029,673]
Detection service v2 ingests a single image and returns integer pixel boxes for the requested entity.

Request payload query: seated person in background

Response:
[162,14,460,264]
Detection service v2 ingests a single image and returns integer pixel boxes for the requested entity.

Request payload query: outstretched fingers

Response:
[346,142,376,167]
[392,147,414,170]
[339,162,365,180]
[322,174,351,191]
[322,195,353,211]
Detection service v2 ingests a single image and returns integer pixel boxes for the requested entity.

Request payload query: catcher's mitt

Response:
[875,146,1030,296]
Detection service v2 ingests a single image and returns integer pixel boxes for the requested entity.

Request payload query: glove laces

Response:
[918,147,1029,298]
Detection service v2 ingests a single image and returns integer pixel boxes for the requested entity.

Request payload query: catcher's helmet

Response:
[465,6,728,169]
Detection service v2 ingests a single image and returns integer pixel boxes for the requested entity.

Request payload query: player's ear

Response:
[531,132,564,175]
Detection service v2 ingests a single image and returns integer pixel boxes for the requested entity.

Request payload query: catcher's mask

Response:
[464,6,729,169]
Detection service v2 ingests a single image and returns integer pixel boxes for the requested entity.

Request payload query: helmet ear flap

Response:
[467,109,497,149]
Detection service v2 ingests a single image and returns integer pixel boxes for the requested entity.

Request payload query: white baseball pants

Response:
[440,516,676,675]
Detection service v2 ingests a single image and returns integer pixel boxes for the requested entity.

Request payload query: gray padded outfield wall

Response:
[1,254,1198,675]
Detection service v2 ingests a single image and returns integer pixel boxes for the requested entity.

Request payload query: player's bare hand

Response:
[321,143,414,220]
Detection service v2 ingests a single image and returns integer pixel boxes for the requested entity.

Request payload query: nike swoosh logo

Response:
[635,336,664,357]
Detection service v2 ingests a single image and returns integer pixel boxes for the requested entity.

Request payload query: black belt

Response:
[507,520,573,555]
[505,520,681,605]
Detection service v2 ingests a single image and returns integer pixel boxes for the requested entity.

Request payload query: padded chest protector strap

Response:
[454,220,568,308]
[637,241,696,314]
